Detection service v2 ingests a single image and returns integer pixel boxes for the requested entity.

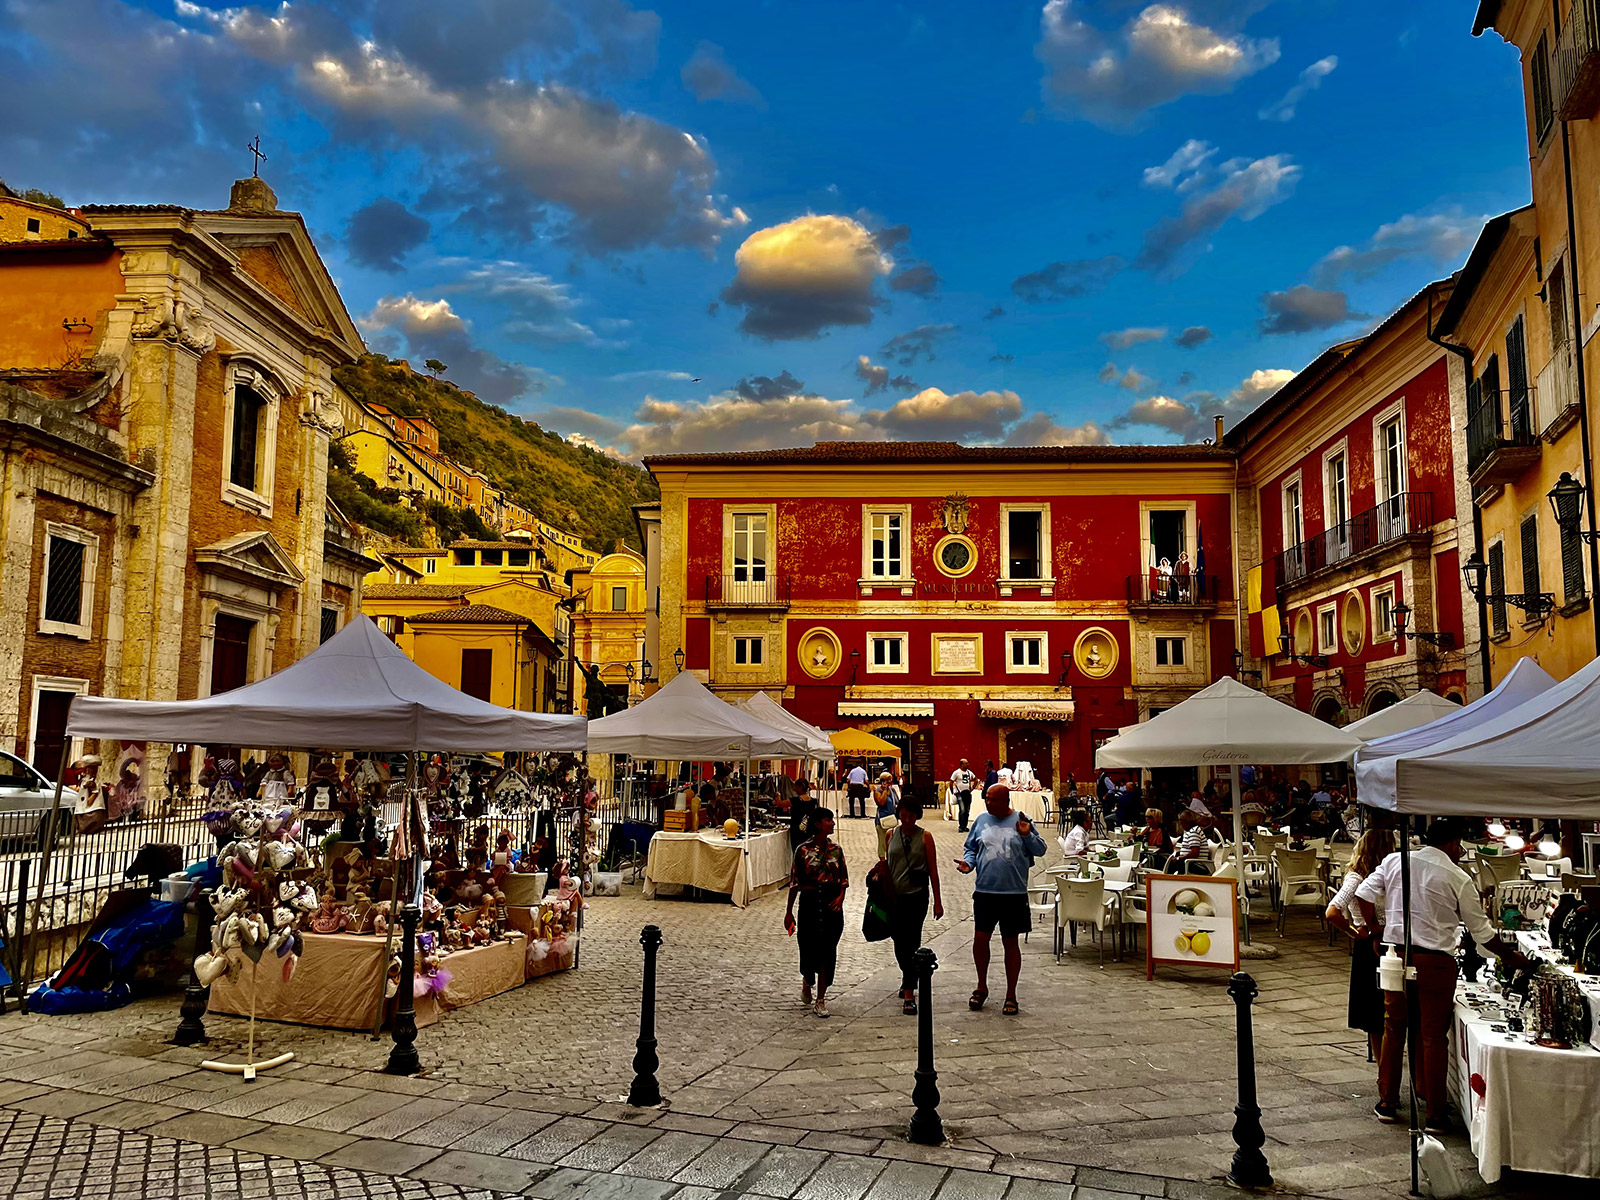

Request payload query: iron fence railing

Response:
[1557,0,1600,120]
[1468,386,1538,475]
[1272,491,1433,594]
[1126,571,1225,606]
[705,573,791,607]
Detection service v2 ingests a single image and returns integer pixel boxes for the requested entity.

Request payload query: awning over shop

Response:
[829,727,902,758]
[837,701,935,717]
[978,699,1075,722]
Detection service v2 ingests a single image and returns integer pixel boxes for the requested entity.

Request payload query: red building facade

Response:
[647,443,1240,793]
[1229,283,1482,720]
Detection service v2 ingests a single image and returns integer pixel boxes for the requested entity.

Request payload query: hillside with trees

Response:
[332,354,657,552]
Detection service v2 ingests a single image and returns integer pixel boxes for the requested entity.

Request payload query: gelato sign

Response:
[1146,873,1240,980]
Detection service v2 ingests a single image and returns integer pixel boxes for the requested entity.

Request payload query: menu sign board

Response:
[1145,873,1240,980]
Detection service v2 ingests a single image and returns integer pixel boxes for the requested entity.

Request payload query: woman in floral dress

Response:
[784,807,849,1018]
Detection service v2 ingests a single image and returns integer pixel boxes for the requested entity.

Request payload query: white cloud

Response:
[868,387,1024,441]
[1110,367,1294,439]
[442,260,610,346]
[854,355,917,396]
[1312,208,1487,286]
[720,214,893,339]
[1101,326,1168,349]
[1259,55,1337,122]
[1100,362,1154,391]
[605,369,695,382]
[1142,139,1217,190]
[1005,412,1113,446]
[362,295,559,404]
[1037,1,1280,128]
[1137,153,1300,275]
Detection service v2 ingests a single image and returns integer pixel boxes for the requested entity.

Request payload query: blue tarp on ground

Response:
[29,898,186,1015]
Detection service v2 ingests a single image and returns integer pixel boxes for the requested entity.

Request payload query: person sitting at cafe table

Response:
[1173,811,1212,862]
[1355,817,1530,1131]
[1059,808,1091,858]
[1137,808,1169,865]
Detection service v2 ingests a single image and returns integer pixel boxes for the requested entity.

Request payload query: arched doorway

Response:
[1314,697,1343,726]
[1366,689,1400,715]
[1445,692,1465,705]
[1004,727,1054,788]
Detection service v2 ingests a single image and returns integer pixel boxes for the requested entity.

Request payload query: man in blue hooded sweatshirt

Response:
[956,783,1047,1015]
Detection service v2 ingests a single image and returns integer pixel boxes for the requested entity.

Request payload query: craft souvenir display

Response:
[192,800,315,987]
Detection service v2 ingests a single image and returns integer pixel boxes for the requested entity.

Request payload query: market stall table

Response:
[1449,980,1600,1183]
[208,931,529,1031]
[644,829,791,907]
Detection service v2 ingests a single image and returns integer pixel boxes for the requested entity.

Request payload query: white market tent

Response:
[738,691,834,759]
[1353,657,1556,806]
[1356,652,1600,818]
[65,615,587,752]
[587,671,811,760]
[1096,676,1365,939]
[1342,690,1467,744]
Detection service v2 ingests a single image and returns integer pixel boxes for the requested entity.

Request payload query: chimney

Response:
[229,176,278,213]
[1214,414,1225,443]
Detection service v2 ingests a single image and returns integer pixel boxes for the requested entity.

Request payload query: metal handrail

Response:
[704,573,791,606]
[1467,386,1539,474]
[1126,572,1225,605]
[1272,491,1433,590]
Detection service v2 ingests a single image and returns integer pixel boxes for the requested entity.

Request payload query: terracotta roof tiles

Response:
[361,583,469,600]
[406,604,530,624]
[644,440,1234,468]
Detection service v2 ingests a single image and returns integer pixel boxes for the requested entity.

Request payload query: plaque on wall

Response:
[932,633,982,674]
[910,729,936,804]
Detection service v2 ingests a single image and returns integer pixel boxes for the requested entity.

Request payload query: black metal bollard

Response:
[908,947,943,1145]
[174,888,214,1045]
[1227,971,1272,1189]
[384,904,422,1076]
[628,924,663,1107]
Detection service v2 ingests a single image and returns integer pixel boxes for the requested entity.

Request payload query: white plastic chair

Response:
[1025,875,1057,944]
[1121,887,1148,953]
[1275,848,1327,936]
[1116,844,1139,864]
[1055,876,1112,965]
[1473,852,1522,896]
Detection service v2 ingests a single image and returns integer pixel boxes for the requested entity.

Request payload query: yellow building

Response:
[343,425,448,507]
[569,549,648,714]
[1461,5,1600,682]
[401,605,562,712]
[0,192,92,243]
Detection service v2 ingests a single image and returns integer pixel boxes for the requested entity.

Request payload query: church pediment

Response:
[199,215,365,356]
[194,530,305,590]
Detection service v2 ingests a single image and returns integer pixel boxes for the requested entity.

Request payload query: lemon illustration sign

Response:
[1145,874,1239,980]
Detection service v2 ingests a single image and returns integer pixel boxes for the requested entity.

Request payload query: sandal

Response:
[968,988,988,1011]
[903,992,917,1015]
[1002,997,1019,1015]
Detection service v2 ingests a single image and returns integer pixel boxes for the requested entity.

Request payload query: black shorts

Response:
[972,891,1031,938]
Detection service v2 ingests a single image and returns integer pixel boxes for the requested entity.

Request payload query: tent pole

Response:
[743,757,752,902]
[22,740,73,998]
[1229,763,1249,946]
[372,750,413,1039]
[1400,814,1418,1195]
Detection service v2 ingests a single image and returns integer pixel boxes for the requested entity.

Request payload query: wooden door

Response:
[210,614,255,695]
[31,690,73,775]
[461,648,494,702]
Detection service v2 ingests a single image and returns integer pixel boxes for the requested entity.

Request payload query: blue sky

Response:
[0,1,1532,456]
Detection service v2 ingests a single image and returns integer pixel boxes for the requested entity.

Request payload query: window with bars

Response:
[1521,515,1541,615]
[320,607,339,644]
[1488,541,1508,636]
[40,528,95,637]
[1532,31,1554,143]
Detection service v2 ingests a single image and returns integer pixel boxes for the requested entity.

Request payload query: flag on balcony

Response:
[1195,520,1206,592]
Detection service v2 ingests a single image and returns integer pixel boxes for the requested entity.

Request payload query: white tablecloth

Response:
[1010,790,1053,823]
[644,829,791,907]
[1449,989,1600,1182]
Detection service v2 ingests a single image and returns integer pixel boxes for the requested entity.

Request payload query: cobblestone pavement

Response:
[1,811,1593,1200]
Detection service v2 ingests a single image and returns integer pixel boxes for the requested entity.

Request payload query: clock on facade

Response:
[935,534,976,578]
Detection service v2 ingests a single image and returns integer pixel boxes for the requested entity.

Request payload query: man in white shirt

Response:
[844,762,870,819]
[1355,818,1527,1131]
[948,758,976,832]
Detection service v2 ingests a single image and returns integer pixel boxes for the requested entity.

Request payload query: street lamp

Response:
[1276,629,1328,669]
[1391,600,1454,650]
[1057,648,1072,689]
[1548,471,1591,540]
[849,646,861,687]
[672,647,685,674]
[640,658,654,683]
[1232,647,1262,683]
[1461,549,1556,618]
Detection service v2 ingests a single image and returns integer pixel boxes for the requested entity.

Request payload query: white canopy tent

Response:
[1353,658,1556,805]
[1096,676,1365,941]
[738,691,833,759]
[65,615,588,752]
[1356,652,1600,818]
[1342,690,1467,744]
[589,672,812,899]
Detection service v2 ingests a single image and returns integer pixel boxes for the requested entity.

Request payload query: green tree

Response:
[424,359,447,378]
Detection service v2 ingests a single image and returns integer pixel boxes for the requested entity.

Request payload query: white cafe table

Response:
[644,829,792,908]
[1448,982,1600,1183]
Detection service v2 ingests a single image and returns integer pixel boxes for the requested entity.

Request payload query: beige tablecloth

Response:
[645,829,792,907]
[1011,790,1053,823]
[208,931,531,1031]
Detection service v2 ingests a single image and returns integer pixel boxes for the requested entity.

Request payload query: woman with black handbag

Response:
[880,797,944,1015]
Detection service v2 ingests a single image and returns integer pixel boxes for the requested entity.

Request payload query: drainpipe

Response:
[1425,285,1492,696]
[1558,115,1600,653]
